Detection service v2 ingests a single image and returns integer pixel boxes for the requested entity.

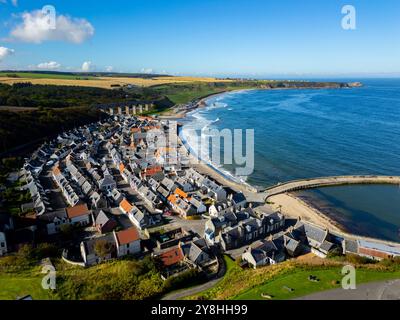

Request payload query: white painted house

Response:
[114,227,141,257]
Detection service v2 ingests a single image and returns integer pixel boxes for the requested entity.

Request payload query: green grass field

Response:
[233,267,400,300]
[152,82,262,104]
[188,256,400,300]
[0,72,97,80]
[164,88,224,104]
[0,272,52,300]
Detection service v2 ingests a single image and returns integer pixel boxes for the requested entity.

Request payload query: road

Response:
[161,256,226,300]
[297,279,400,300]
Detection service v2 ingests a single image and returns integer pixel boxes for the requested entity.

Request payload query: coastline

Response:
[159,81,360,119]
[177,125,258,195]
[269,193,400,246]
[159,88,252,119]
[167,85,400,246]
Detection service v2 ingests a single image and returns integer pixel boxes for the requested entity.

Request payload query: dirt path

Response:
[161,256,226,300]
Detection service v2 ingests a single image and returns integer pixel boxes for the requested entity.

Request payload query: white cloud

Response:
[141,68,154,74]
[81,61,93,72]
[105,66,113,72]
[37,61,61,70]
[0,0,18,6]
[10,10,94,44]
[0,46,14,62]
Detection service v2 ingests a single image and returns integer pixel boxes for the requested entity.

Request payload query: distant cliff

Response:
[259,81,362,89]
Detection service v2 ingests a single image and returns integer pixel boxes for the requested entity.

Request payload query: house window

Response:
[0,242,4,248]
[126,243,130,248]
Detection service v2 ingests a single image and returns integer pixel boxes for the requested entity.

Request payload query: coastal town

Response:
[1,102,400,298]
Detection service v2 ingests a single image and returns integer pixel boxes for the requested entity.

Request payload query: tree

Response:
[17,244,35,264]
[94,240,113,259]
[60,224,74,240]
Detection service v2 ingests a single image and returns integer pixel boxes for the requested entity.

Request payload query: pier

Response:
[263,175,400,200]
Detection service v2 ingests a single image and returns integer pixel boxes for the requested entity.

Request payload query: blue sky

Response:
[0,0,399,77]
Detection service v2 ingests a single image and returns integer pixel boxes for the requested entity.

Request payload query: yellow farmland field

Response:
[0,76,233,89]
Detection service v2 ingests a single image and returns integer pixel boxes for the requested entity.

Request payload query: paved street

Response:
[297,279,400,300]
[162,255,226,300]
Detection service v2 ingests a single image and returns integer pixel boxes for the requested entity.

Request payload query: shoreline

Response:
[269,193,400,246]
[177,126,258,195]
[159,83,351,119]
[166,86,400,246]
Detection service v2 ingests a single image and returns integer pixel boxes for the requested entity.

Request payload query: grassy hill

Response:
[187,254,400,300]
[0,248,203,300]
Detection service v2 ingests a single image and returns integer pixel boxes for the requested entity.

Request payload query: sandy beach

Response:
[269,193,343,233]
[268,193,400,246]
[158,89,253,119]
[177,135,258,196]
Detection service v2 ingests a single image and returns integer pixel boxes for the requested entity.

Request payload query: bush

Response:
[0,255,20,272]
[163,268,206,292]
[60,224,74,240]
[35,243,59,259]
[345,253,376,265]
[17,244,36,265]
[326,248,344,259]
[94,240,113,259]
[379,256,400,267]
[55,257,165,300]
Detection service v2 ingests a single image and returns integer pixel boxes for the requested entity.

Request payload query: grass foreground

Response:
[2,252,400,300]
[187,254,400,300]
[0,246,204,300]
[0,267,53,300]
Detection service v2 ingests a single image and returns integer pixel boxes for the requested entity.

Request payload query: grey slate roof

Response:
[38,209,67,222]
[294,221,327,244]
[319,240,335,252]
[95,210,111,226]
[344,239,359,253]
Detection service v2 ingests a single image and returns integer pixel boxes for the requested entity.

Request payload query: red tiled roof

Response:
[175,188,188,199]
[167,194,178,204]
[159,246,184,266]
[52,165,61,176]
[66,204,90,219]
[120,199,133,213]
[115,227,140,245]
[143,166,162,177]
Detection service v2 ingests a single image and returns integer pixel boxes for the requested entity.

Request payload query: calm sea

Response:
[181,79,400,241]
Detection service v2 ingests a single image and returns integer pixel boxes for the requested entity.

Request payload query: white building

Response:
[114,227,141,257]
